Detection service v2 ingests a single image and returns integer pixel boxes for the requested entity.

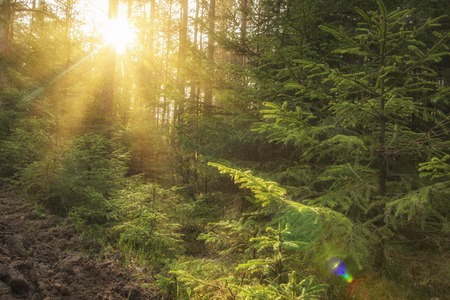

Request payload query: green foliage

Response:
[254,102,325,149]
[176,162,373,298]
[208,162,287,208]
[307,163,378,215]
[250,3,450,298]
[198,218,259,259]
[235,222,321,285]
[238,273,327,300]
[1,0,449,299]
[385,154,450,230]
[0,116,51,181]
[0,87,23,141]
[255,0,450,218]
[385,183,450,230]
[418,155,450,180]
[163,259,327,300]
[15,132,128,214]
[109,179,185,264]
[158,259,234,300]
[208,162,372,263]
[163,163,334,298]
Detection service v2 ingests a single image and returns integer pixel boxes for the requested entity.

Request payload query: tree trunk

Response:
[0,0,11,56]
[127,0,133,19]
[65,0,73,65]
[175,0,188,123]
[29,0,37,41]
[0,0,11,86]
[149,0,156,57]
[203,0,215,115]
[108,0,119,19]
[191,0,200,105]
[378,9,388,196]
[100,0,119,131]
[163,1,173,129]
[241,0,248,40]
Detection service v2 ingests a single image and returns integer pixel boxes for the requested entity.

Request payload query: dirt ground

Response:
[0,194,158,300]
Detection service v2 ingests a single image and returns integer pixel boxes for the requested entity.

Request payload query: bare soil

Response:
[0,195,157,300]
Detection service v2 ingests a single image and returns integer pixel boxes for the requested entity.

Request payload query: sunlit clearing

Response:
[101,16,136,55]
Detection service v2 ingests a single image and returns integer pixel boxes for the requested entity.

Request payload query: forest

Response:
[0,0,449,299]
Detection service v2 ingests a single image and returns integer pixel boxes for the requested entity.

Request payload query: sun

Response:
[100,16,136,55]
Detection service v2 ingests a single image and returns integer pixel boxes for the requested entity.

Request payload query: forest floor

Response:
[0,194,158,300]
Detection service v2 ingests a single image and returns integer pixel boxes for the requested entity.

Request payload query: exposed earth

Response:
[0,194,157,300]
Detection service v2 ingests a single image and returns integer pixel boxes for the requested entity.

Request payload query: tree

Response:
[175,0,188,123]
[100,0,119,129]
[203,0,216,115]
[0,0,12,85]
[257,0,450,202]
[255,1,450,295]
[0,0,11,56]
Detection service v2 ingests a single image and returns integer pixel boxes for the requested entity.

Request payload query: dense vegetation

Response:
[0,0,449,299]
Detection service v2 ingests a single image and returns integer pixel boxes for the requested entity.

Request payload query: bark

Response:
[241,0,248,40]
[65,0,73,65]
[149,0,155,56]
[203,0,215,115]
[29,0,37,40]
[378,9,388,196]
[0,0,11,55]
[0,0,11,86]
[99,0,119,131]
[175,0,188,123]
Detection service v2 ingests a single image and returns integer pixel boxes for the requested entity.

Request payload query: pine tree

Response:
[256,0,450,212]
[255,0,450,296]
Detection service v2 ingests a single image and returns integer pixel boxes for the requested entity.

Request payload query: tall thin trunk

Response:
[149,0,156,57]
[175,0,188,123]
[128,0,133,19]
[101,0,119,130]
[190,0,200,117]
[65,0,73,65]
[108,0,119,19]
[29,0,37,42]
[147,0,156,123]
[241,0,248,40]
[378,8,388,196]
[0,0,11,56]
[193,0,200,47]
[203,0,215,115]
[0,0,12,86]
[238,0,248,65]
[189,0,200,132]
[207,0,216,62]
[163,1,174,129]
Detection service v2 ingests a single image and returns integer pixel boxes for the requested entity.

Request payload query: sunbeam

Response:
[23,52,95,103]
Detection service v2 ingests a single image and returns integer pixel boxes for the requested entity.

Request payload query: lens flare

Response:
[328,257,353,283]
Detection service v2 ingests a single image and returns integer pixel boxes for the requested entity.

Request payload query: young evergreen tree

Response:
[257,0,449,205]
[255,0,450,296]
